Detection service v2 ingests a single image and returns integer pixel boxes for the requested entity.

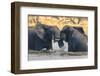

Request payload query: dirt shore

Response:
[28,50,88,61]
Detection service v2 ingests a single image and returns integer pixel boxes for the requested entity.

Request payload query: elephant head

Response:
[35,23,60,41]
[48,26,60,41]
[59,25,87,42]
[58,26,72,48]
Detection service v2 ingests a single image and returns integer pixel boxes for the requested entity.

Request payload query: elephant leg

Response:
[68,42,74,52]
[46,41,52,50]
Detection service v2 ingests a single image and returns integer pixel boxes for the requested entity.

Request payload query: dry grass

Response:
[28,15,88,35]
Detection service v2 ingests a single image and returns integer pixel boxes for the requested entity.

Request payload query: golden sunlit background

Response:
[28,15,88,35]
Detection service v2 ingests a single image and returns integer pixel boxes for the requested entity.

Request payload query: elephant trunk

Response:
[53,32,60,42]
[58,39,64,48]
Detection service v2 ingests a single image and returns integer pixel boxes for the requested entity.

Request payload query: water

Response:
[52,40,68,52]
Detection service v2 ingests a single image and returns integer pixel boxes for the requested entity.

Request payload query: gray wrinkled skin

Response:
[28,23,60,51]
[59,27,88,52]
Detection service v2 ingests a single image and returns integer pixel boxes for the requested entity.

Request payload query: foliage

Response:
[28,15,88,35]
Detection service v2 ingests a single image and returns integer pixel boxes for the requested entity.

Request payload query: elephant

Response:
[58,26,88,52]
[28,23,60,51]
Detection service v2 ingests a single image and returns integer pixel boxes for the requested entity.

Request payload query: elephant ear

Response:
[34,28,45,40]
[73,27,85,34]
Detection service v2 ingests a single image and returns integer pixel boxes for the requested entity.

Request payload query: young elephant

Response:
[58,26,88,52]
